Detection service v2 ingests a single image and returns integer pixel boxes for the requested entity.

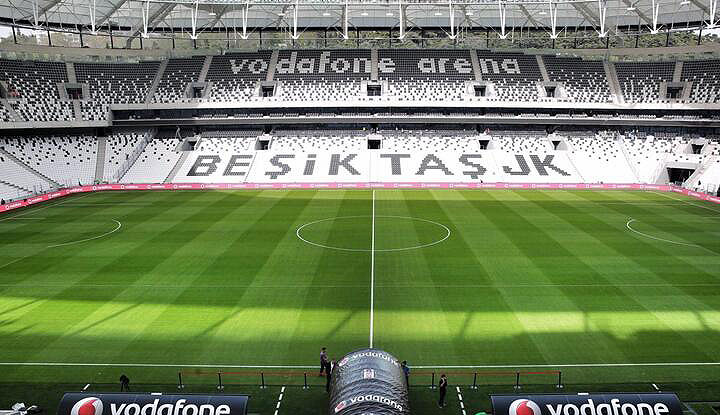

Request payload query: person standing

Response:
[325,359,335,392]
[320,347,329,376]
[438,374,447,408]
[401,361,410,386]
[119,374,130,392]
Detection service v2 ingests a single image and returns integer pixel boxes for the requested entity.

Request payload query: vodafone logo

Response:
[334,401,347,413]
[71,398,104,415]
[510,400,542,415]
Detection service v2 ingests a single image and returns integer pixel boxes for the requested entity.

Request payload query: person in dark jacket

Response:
[320,347,329,375]
[325,359,335,393]
[438,374,447,408]
[119,374,130,392]
[401,361,410,385]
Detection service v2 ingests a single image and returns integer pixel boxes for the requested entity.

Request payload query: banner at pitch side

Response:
[491,394,683,415]
[57,393,249,415]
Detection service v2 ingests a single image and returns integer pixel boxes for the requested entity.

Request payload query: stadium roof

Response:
[1,0,717,44]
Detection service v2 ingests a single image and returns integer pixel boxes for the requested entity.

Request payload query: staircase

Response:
[684,155,718,189]
[0,179,31,200]
[164,152,189,183]
[536,55,550,82]
[266,51,279,82]
[145,60,168,103]
[1,100,21,121]
[673,61,683,83]
[94,136,107,183]
[604,62,624,104]
[197,56,213,83]
[617,136,640,182]
[65,62,77,83]
[0,148,60,188]
[117,129,155,182]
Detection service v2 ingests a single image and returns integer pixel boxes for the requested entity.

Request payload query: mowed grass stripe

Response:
[0,191,155,278]
[0,190,198,324]
[475,189,682,365]
[527,190,719,362]
[104,190,272,369]
[372,190,466,361]
[286,190,372,361]
[387,189,549,365]
[0,191,231,371]
[456,189,636,366]
[583,190,720,255]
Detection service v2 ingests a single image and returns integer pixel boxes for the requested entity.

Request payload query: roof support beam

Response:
[342,0,348,39]
[518,4,542,28]
[448,0,456,39]
[290,0,298,39]
[619,0,654,28]
[548,0,559,38]
[23,0,62,26]
[124,1,176,47]
[398,1,405,39]
[497,0,508,39]
[94,0,126,30]
[189,0,199,39]
[596,0,608,37]
[709,0,718,27]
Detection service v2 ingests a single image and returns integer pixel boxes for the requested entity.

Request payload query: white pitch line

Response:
[46,219,122,248]
[650,191,720,214]
[0,362,317,368]
[274,386,285,415]
[625,218,717,255]
[3,217,46,220]
[0,193,93,222]
[5,282,720,289]
[0,361,719,369]
[369,189,376,349]
[411,362,720,368]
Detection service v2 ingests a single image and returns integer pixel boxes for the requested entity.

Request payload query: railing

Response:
[115,129,156,182]
[176,369,563,390]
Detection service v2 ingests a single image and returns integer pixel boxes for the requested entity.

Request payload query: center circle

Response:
[296,215,451,252]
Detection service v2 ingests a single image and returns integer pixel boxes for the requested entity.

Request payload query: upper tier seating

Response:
[682,59,720,103]
[0,59,74,121]
[206,52,273,102]
[76,61,161,120]
[2,136,97,186]
[153,56,206,103]
[379,49,475,102]
[543,56,612,103]
[476,51,543,102]
[275,50,371,103]
[615,62,675,103]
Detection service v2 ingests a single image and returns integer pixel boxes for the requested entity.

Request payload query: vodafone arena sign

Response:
[58,393,249,415]
[491,394,683,415]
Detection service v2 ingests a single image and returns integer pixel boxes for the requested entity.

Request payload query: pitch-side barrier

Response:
[1,182,718,215]
[176,368,563,390]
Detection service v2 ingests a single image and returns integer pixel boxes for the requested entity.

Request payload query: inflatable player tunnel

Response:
[329,348,410,415]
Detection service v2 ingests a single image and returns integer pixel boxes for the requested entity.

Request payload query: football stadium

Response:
[0,1,719,415]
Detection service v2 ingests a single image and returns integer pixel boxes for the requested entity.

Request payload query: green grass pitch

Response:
[0,188,719,408]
